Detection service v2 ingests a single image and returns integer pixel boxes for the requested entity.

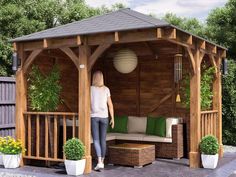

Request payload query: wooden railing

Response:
[200,110,218,139]
[23,112,78,162]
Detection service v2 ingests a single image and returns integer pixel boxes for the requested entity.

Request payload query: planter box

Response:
[65,159,85,176]
[3,154,21,168]
[201,154,218,169]
[0,152,3,165]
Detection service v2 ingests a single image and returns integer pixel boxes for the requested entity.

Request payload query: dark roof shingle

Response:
[12,8,169,42]
[11,8,227,50]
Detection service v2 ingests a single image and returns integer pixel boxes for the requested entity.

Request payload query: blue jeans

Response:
[91,117,109,158]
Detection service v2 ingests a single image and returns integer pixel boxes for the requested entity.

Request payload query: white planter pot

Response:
[0,152,3,165]
[201,154,218,169]
[3,154,21,168]
[65,159,86,176]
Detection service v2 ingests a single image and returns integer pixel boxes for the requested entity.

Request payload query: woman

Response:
[91,71,114,170]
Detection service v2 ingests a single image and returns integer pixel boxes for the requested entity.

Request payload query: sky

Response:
[85,0,228,22]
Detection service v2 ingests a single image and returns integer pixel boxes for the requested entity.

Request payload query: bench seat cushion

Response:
[143,135,172,143]
[106,133,172,143]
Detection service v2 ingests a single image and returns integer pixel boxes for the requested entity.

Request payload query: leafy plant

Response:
[222,59,236,145]
[63,138,85,161]
[0,136,25,155]
[181,66,215,110]
[28,65,62,112]
[200,135,219,155]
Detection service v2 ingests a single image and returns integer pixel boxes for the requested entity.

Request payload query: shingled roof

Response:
[11,8,226,50]
[12,8,169,42]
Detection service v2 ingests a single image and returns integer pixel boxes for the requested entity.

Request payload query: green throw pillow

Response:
[110,116,128,133]
[154,117,166,137]
[146,116,156,135]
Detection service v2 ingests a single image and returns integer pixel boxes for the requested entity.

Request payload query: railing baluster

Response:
[72,115,75,138]
[45,115,49,158]
[63,115,67,159]
[27,114,31,157]
[54,115,58,159]
[23,112,78,162]
[36,114,40,157]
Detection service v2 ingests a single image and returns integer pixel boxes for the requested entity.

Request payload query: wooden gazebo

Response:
[12,9,226,173]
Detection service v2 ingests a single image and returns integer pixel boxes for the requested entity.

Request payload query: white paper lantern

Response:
[113,49,138,74]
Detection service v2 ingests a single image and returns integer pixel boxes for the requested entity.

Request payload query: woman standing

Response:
[91,71,114,170]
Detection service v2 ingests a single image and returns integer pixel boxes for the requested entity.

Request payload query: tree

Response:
[0,0,122,76]
[162,13,206,38]
[206,0,236,59]
[206,0,236,145]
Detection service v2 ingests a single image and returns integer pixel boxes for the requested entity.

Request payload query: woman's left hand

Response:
[110,118,114,129]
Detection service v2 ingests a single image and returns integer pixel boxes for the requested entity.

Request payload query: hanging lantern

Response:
[174,54,183,102]
[113,49,138,74]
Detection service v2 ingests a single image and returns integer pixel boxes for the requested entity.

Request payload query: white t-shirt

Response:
[90,86,111,118]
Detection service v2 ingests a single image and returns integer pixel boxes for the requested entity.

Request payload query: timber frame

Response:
[14,24,226,173]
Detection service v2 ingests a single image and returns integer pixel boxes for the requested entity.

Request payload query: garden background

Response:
[0,0,235,145]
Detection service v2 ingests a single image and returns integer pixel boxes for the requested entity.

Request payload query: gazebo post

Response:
[189,48,201,168]
[78,44,92,173]
[213,55,223,158]
[15,44,27,165]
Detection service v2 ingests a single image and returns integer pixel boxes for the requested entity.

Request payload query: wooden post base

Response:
[219,144,224,158]
[189,151,200,168]
[84,155,92,174]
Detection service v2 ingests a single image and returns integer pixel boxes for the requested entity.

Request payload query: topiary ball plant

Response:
[63,138,85,161]
[200,135,219,155]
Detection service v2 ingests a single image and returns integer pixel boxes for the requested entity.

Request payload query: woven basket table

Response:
[108,143,155,168]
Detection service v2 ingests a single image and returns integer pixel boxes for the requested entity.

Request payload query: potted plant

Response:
[0,137,6,165]
[199,135,219,169]
[1,136,25,168]
[63,138,85,176]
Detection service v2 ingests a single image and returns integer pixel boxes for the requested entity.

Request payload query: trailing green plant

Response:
[181,66,215,110]
[199,135,219,155]
[28,65,62,112]
[63,138,85,161]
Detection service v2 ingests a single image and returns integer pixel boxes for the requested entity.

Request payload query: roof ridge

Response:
[119,9,169,27]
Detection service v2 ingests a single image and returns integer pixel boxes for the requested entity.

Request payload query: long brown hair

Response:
[92,71,104,87]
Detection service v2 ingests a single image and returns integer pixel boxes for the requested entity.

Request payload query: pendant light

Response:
[113,49,138,74]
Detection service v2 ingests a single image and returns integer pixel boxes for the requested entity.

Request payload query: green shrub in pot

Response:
[63,138,85,175]
[199,135,219,169]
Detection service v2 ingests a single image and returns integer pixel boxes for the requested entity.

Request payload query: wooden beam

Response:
[212,56,223,158]
[149,91,174,113]
[144,42,156,56]
[199,40,206,50]
[60,47,79,69]
[22,49,43,73]
[170,28,176,39]
[43,39,48,48]
[209,55,218,76]
[77,36,81,45]
[189,48,201,168]
[199,51,205,64]
[187,35,193,45]
[78,45,91,173]
[13,42,17,51]
[185,47,196,74]
[114,32,119,42]
[15,45,27,166]
[88,43,111,71]
[156,28,163,38]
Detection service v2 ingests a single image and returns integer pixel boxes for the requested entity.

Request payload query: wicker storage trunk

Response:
[108,143,155,167]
